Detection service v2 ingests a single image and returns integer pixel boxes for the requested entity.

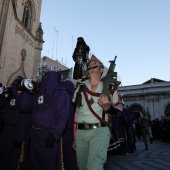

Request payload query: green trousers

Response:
[141,126,153,145]
[75,126,111,170]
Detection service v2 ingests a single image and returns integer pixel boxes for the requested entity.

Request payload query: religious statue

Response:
[72,37,90,80]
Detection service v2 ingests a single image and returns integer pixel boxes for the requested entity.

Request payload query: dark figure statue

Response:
[72,37,90,80]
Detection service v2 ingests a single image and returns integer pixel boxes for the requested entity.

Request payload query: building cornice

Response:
[122,91,170,98]
[119,81,170,98]
[119,81,170,90]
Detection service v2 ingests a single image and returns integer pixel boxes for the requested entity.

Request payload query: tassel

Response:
[60,138,65,170]
[75,92,82,107]
[17,142,25,170]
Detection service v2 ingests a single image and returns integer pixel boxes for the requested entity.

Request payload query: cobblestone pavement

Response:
[105,140,170,170]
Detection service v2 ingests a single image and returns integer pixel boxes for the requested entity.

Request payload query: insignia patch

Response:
[89,97,94,105]
[38,96,43,104]
[10,99,16,106]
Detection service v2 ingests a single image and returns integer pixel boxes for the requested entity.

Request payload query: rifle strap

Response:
[83,86,112,125]
[75,84,84,108]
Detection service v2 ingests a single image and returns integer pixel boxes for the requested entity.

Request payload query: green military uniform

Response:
[72,79,111,170]
[140,117,153,150]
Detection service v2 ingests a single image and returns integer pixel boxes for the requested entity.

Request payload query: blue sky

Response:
[40,0,170,86]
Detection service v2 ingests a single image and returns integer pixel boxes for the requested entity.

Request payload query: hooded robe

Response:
[28,71,70,170]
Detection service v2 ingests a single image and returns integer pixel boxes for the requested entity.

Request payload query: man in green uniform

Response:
[139,111,153,150]
[72,55,121,170]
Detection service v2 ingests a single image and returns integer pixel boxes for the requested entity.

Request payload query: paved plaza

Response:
[105,140,170,170]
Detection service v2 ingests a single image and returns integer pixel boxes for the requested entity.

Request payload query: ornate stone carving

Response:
[21,49,26,60]
[36,22,43,40]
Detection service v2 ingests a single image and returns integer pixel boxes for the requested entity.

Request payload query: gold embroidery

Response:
[60,138,65,170]
[17,142,25,170]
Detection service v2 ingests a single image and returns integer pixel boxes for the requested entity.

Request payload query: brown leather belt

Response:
[76,122,106,130]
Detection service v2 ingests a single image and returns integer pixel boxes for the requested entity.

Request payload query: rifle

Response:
[101,56,121,101]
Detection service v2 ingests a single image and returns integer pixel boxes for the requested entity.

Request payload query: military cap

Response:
[88,54,104,66]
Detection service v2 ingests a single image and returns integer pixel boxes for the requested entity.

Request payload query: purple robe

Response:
[123,107,135,153]
[28,71,70,170]
[0,78,23,170]
[119,111,129,154]
[15,91,36,170]
[62,80,77,170]
[108,117,123,152]
[15,91,35,143]
[0,94,6,135]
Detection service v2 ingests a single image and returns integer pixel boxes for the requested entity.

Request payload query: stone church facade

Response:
[119,78,170,120]
[0,0,43,86]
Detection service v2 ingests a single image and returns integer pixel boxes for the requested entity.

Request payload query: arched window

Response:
[130,104,143,113]
[22,0,32,30]
[130,104,144,120]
